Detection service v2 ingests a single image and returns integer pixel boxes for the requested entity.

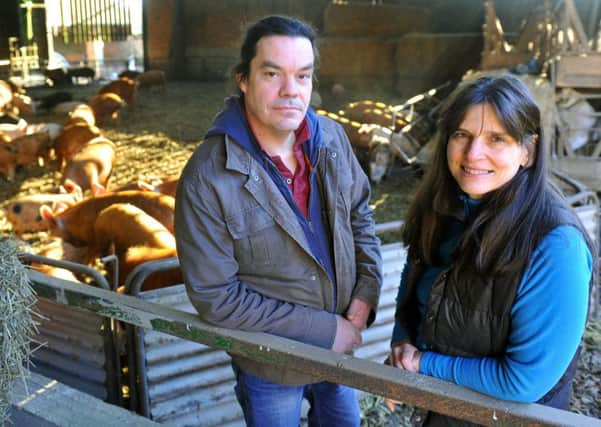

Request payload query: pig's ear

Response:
[40,205,56,224]
[137,180,155,192]
[91,183,107,196]
[52,202,70,213]
[63,179,83,200]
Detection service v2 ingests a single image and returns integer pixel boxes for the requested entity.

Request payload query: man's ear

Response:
[236,73,247,94]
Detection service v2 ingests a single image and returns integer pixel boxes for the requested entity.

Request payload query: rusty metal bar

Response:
[117,0,125,41]
[97,0,105,41]
[19,253,111,290]
[69,0,78,44]
[26,270,601,427]
[108,0,115,42]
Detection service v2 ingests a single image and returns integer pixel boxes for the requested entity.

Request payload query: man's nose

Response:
[280,75,298,97]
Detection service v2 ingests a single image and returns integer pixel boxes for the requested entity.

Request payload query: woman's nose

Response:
[465,137,486,159]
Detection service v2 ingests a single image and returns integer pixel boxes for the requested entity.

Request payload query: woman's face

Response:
[447,103,529,199]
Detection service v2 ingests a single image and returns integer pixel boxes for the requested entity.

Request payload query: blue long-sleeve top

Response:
[391,199,592,402]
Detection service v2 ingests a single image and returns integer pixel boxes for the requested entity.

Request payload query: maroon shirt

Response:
[249,117,311,217]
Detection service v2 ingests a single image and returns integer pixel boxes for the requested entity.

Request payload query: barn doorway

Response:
[44,0,143,80]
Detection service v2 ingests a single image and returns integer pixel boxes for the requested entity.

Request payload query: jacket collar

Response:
[206,95,324,173]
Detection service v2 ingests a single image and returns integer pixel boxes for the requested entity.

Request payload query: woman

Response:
[388,74,594,425]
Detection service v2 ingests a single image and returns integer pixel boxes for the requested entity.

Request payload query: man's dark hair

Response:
[233,15,318,82]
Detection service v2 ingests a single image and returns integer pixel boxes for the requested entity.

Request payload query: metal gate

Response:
[123,242,406,426]
[48,0,133,43]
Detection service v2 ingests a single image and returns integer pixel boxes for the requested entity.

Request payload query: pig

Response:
[4,192,79,235]
[342,100,408,132]
[52,101,87,115]
[118,70,140,80]
[0,112,27,139]
[121,246,182,292]
[0,80,13,112]
[0,142,18,180]
[37,91,74,111]
[26,122,64,143]
[43,68,70,86]
[98,77,137,109]
[5,80,25,95]
[53,122,103,168]
[87,93,125,126]
[61,137,116,195]
[9,131,52,169]
[40,190,175,247]
[10,93,34,115]
[136,70,166,92]
[111,175,179,197]
[66,66,95,83]
[31,238,87,282]
[91,203,180,290]
[147,176,178,197]
[65,103,95,127]
[316,110,398,183]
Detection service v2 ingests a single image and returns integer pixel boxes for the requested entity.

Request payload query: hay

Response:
[0,238,38,425]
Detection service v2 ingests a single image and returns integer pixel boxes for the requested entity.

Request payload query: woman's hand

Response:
[383,341,423,411]
[388,341,423,373]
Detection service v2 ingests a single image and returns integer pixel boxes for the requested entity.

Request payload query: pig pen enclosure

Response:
[1,80,600,424]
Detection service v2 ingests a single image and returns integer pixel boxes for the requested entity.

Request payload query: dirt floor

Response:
[1,80,598,424]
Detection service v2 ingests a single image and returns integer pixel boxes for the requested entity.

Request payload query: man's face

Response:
[238,35,314,140]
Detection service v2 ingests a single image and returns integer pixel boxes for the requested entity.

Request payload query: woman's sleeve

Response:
[419,225,592,402]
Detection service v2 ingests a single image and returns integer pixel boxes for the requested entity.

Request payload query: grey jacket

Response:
[174,115,382,384]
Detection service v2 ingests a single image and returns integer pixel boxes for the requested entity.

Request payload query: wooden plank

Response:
[555,54,601,88]
[27,270,601,427]
[9,371,158,426]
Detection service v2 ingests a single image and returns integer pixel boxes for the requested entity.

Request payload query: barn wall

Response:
[394,33,483,97]
[143,0,599,94]
[0,0,21,70]
[146,0,177,72]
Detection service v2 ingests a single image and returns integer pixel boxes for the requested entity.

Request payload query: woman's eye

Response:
[451,131,469,140]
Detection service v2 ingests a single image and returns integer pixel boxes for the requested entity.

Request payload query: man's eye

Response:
[299,73,312,80]
[265,71,277,78]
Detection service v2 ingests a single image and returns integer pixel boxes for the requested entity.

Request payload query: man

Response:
[175,15,382,427]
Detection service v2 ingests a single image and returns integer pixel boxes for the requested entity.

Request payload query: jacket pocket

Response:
[226,205,276,267]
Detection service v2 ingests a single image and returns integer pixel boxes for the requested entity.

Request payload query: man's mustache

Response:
[271,100,304,109]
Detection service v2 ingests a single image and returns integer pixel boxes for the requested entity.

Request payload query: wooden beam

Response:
[564,0,589,51]
[9,372,158,426]
[27,270,601,427]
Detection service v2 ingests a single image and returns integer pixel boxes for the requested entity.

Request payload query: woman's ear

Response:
[522,134,538,167]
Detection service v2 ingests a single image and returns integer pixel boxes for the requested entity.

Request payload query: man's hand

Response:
[331,315,362,353]
[388,341,422,373]
[345,298,371,330]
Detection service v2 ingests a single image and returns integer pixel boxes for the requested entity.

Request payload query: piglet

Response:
[92,203,180,290]
[4,191,79,235]
[40,190,175,247]
[61,136,116,195]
